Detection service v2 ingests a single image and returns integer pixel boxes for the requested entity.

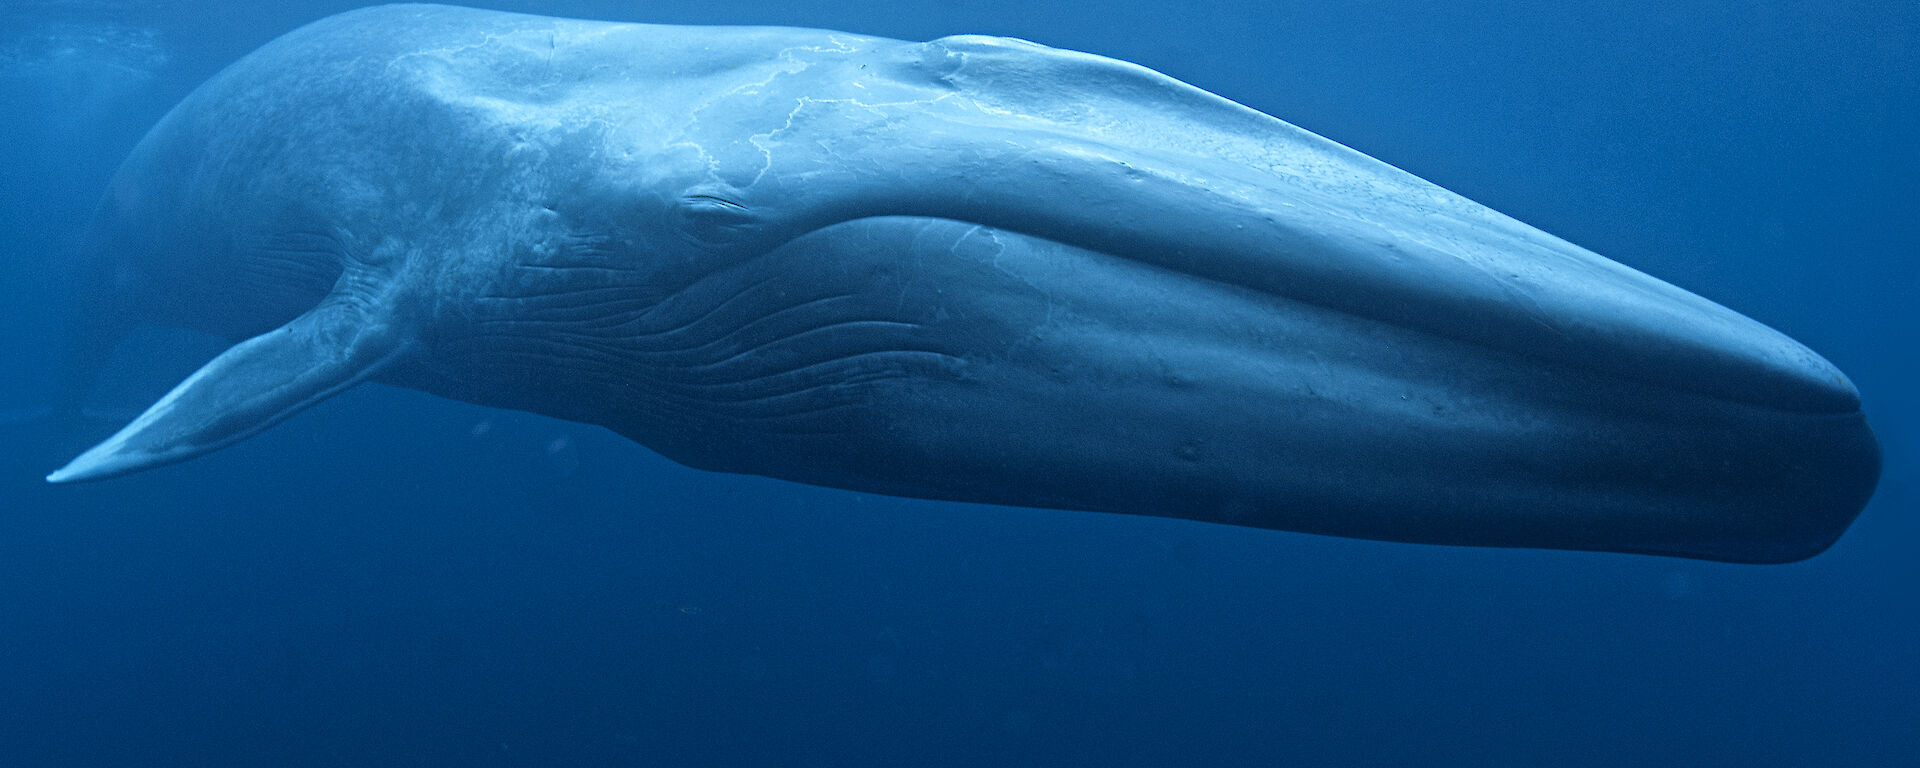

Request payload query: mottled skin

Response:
[52,5,1878,562]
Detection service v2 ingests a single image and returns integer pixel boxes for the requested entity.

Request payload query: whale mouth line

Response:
[838,209,1866,419]
[762,124,1864,420]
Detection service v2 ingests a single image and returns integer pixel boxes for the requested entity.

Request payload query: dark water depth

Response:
[1,1,1914,765]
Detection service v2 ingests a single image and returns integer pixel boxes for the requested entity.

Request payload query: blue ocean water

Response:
[1,0,1913,765]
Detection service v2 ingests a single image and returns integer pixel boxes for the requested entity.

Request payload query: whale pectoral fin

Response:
[45,301,404,483]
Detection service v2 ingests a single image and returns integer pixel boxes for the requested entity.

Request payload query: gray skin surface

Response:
[49,4,1879,562]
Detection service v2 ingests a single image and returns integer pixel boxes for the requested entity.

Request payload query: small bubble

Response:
[540,434,579,478]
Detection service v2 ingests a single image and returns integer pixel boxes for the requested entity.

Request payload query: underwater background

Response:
[1,0,1914,765]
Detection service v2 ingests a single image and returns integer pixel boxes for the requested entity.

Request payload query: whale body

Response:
[48,4,1879,562]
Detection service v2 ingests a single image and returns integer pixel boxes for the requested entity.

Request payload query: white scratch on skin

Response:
[668,41,866,186]
[742,97,810,188]
[738,89,960,189]
[959,224,1055,329]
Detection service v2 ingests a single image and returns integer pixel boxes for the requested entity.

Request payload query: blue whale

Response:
[48,4,1879,562]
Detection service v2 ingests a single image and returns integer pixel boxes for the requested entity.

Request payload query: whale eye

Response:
[682,193,748,213]
[676,192,759,247]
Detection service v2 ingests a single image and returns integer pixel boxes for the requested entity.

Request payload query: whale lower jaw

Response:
[429,216,1879,565]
